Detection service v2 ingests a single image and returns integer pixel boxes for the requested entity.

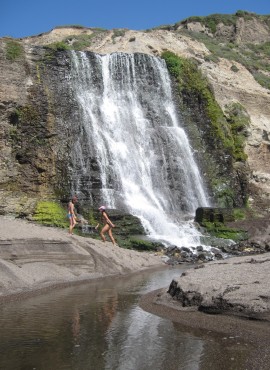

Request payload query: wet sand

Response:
[140,288,270,370]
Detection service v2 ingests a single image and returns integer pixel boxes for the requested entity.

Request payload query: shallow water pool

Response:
[0,266,251,370]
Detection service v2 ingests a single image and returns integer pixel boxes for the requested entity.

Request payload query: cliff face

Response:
[0,12,270,216]
[0,43,80,214]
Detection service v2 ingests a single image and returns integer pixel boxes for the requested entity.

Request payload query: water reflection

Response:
[0,266,250,370]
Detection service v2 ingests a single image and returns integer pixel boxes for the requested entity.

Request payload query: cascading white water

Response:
[70,51,210,247]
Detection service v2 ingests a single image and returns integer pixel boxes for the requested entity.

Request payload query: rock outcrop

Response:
[166,253,270,320]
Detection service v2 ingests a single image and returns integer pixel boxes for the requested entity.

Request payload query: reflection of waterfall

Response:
[104,306,203,370]
[69,51,210,247]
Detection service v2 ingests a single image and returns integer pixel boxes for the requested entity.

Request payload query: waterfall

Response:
[69,51,210,247]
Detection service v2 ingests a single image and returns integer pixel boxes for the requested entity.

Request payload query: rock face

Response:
[0,44,74,214]
[167,253,270,320]
[0,13,270,216]
[195,207,235,223]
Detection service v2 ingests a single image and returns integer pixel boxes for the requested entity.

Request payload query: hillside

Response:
[0,11,270,217]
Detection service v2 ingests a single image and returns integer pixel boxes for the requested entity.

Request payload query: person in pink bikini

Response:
[96,206,117,245]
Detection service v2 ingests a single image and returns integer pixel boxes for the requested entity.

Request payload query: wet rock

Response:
[195,207,235,224]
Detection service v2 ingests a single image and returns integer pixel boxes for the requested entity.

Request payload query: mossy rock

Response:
[32,201,69,228]
[117,236,163,251]
[195,207,235,224]
[200,221,248,241]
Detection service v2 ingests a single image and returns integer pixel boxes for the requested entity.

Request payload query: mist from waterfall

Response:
[69,51,210,247]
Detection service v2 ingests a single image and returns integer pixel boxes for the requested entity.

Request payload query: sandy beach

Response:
[0,215,165,301]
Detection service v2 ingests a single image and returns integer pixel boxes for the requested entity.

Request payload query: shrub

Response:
[231,64,239,72]
[65,34,93,50]
[47,41,70,51]
[204,54,219,63]
[179,29,270,91]
[5,40,24,61]
[181,13,238,34]
[253,71,270,90]
[112,29,126,43]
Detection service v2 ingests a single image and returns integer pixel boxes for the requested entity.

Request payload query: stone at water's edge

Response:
[167,252,270,320]
[195,207,235,224]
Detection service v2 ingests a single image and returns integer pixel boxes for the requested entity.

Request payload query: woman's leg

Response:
[69,216,77,234]
[69,216,74,234]
[100,224,109,242]
[108,228,116,245]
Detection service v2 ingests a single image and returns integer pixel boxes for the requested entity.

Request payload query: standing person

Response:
[68,195,78,235]
[96,206,117,246]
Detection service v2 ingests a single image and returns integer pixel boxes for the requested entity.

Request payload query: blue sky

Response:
[1,0,270,38]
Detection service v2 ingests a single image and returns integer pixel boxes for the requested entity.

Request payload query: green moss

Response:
[233,208,246,220]
[115,237,163,251]
[32,201,69,228]
[202,221,247,241]
[5,40,24,61]
[129,238,157,251]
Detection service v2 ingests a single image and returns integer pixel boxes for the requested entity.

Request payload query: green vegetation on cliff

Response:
[225,102,250,161]
[152,11,270,90]
[47,29,108,51]
[162,51,250,207]
[4,40,24,61]
[161,51,248,161]
[177,13,270,90]
[202,221,247,241]
[179,10,258,34]
[32,201,68,228]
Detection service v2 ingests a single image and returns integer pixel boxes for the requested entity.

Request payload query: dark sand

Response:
[140,288,270,370]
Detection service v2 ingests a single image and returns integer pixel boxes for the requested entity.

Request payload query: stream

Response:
[0,266,251,370]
